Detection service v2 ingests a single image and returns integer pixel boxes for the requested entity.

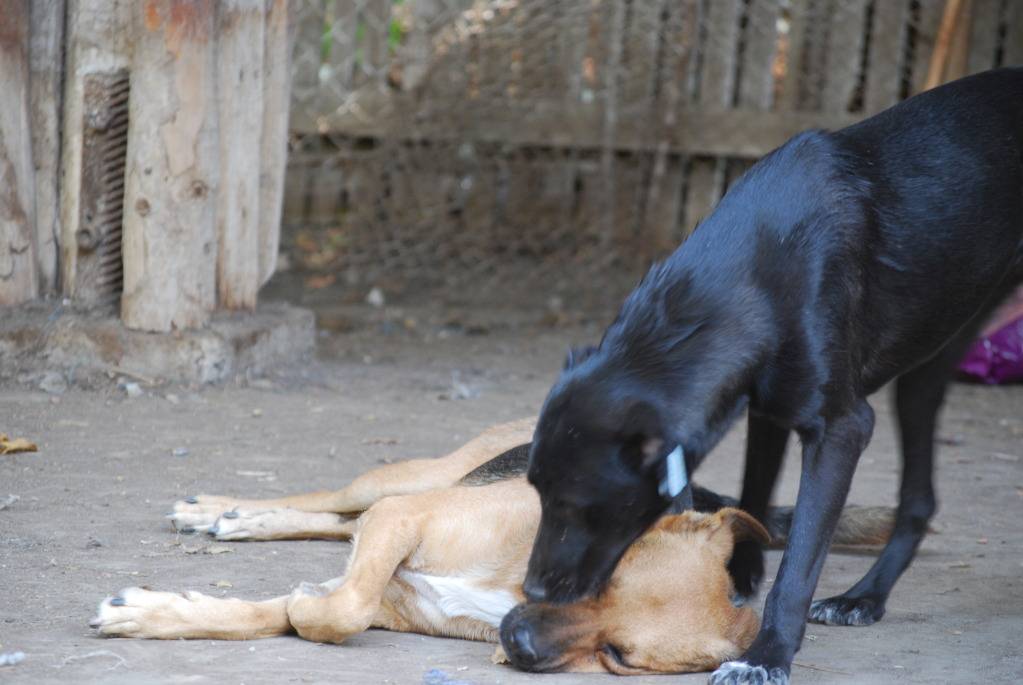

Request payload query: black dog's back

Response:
[834,68,1023,385]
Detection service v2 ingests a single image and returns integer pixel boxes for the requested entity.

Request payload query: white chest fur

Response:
[398,569,518,628]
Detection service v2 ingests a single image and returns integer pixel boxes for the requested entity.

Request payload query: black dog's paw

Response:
[709,661,789,685]
[808,594,885,626]
[727,540,765,601]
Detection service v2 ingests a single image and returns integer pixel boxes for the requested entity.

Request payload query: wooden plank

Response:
[28,0,65,296]
[922,0,967,90]
[725,158,755,192]
[292,104,864,159]
[459,161,497,243]
[327,0,358,94]
[282,158,310,226]
[1004,0,1023,67]
[966,0,1002,74]
[620,0,664,106]
[570,157,603,245]
[0,0,38,305]
[306,159,345,225]
[347,154,384,232]
[121,0,218,332]
[911,0,947,93]
[683,157,724,234]
[699,0,743,108]
[397,0,444,92]
[358,0,390,86]
[259,0,296,286]
[612,155,644,250]
[640,0,697,251]
[864,0,910,114]
[621,0,668,248]
[290,0,327,114]
[598,0,626,246]
[738,0,781,110]
[556,0,589,101]
[945,0,974,82]
[778,0,812,111]
[642,156,685,256]
[823,0,869,113]
[797,0,831,111]
[215,0,265,310]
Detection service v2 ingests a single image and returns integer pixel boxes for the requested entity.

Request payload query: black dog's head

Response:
[522,345,681,604]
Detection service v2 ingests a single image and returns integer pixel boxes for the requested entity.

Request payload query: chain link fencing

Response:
[281,0,1019,307]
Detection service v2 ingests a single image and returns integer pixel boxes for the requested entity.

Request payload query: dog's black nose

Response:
[522,578,547,603]
[505,623,539,666]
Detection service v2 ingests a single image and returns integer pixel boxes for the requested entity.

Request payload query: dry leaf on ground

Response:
[0,434,38,455]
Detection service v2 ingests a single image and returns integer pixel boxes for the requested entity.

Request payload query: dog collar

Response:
[658,445,688,499]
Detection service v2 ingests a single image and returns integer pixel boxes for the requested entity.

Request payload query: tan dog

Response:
[91,419,889,675]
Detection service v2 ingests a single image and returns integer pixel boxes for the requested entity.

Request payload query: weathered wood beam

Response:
[0,0,38,306]
[121,0,218,332]
[29,0,65,296]
[258,0,295,286]
[215,0,265,310]
[291,102,865,160]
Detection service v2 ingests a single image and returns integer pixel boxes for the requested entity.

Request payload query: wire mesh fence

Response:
[282,0,1020,304]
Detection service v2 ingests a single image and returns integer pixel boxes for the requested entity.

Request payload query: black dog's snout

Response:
[522,577,547,603]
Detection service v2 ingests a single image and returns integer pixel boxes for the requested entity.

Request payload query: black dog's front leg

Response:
[729,413,789,600]
[710,402,874,685]
[808,323,978,627]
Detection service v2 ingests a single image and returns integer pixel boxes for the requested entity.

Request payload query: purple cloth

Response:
[958,315,1023,384]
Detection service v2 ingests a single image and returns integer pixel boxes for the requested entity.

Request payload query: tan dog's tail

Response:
[764,505,895,548]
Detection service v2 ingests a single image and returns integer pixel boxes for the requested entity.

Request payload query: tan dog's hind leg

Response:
[90,587,294,640]
[286,496,423,644]
[169,418,534,534]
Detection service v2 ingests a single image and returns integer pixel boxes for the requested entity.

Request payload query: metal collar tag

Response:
[658,445,687,499]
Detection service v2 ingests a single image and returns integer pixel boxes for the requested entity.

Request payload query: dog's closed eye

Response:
[602,644,628,667]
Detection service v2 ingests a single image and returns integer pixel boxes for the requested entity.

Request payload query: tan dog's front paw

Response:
[168,495,246,534]
[90,587,209,639]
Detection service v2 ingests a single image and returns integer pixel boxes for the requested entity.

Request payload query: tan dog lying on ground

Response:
[91,419,890,675]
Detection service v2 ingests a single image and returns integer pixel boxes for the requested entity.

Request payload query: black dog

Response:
[500,68,1023,684]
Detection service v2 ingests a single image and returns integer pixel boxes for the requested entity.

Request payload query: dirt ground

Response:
[1,292,1022,684]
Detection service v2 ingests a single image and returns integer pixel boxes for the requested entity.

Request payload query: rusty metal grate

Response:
[75,69,130,305]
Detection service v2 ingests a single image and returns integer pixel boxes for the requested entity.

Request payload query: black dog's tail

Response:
[693,485,895,548]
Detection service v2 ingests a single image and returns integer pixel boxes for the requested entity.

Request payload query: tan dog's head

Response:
[499,508,768,674]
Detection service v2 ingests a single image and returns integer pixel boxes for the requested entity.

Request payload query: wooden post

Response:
[121,0,218,332]
[258,0,295,286]
[0,0,38,306]
[29,0,65,296]
[215,0,265,310]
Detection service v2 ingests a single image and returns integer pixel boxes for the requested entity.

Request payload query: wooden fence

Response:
[282,0,1022,293]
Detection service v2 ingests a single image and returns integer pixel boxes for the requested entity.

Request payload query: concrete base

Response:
[0,301,315,387]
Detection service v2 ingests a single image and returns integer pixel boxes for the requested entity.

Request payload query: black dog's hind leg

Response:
[729,413,789,599]
[711,401,874,685]
[808,325,980,626]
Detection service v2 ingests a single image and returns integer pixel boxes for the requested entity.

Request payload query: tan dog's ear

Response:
[656,508,769,548]
[698,508,770,562]
[655,510,710,534]
[716,508,770,546]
